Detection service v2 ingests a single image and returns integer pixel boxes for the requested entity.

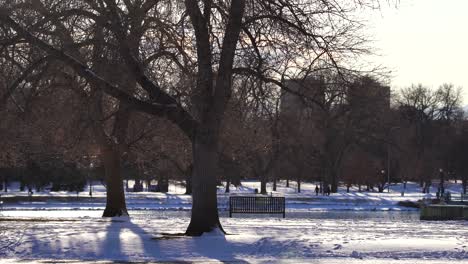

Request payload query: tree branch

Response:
[0,11,198,140]
[0,56,50,111]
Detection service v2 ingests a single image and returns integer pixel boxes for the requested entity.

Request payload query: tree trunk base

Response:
[185,219,225,236]
[102,206,129,217]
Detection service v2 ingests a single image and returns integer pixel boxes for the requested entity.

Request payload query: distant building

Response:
[277,75,391,185]
[280,77,325,121]
[277,77,327,183]
[348,77,390,111]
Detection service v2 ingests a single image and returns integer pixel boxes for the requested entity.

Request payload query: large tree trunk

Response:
[185,174,192,195]
[260,177,267,194]
[102,147,128,217]
[88,88,129,217]
[331,171,338,193]
[462,178,467,194]
[185,134,223,236]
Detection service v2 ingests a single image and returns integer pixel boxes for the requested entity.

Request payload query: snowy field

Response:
[1,180,464,212]
[0,181,467,263]
[0,211,467,263]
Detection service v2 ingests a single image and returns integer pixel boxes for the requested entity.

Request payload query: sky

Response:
[365,0,468,103]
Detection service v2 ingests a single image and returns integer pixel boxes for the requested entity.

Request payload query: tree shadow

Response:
[4,215,333,263]
[190,234,250,264]
[103,218,249,263]
[100,218,164,261]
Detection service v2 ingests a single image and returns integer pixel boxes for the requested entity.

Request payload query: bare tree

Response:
[0,0,382,235]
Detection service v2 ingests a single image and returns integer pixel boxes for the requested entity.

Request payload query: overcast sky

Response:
[365,0,468,104]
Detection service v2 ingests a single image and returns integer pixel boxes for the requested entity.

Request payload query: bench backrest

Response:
[445,193,468,203]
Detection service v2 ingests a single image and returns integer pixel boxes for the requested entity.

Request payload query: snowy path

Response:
[1,212,467,263]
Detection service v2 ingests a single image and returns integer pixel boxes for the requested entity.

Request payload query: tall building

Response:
[348,77,391,111]
[277,77,326,182]
[280,77,325,121]
[277,75,391,185]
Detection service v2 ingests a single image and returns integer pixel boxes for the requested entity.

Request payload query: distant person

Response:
[315,185,319,196]
[327,185,331,196]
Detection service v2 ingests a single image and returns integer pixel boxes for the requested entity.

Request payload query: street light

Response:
[381,169,386,192]
[89,161,94,197]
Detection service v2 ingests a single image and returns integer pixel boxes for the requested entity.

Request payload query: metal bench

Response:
[444,192,468,204]
[229,196,285,218]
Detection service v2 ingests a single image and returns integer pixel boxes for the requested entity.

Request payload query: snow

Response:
[2,180,458,212]
[0,211,467,263]
[0,181,467,263]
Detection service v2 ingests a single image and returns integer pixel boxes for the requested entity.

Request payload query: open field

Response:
[0,181,467,263]
[0,210,467,263]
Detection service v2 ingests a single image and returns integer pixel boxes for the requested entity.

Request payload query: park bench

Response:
[443,192,468,204]
[229,196,285,218]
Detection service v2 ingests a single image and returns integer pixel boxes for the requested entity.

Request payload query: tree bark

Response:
[102,147,128,217]
[330,169,338,193]
[462,178,467,194]
[185,171,193,195]
[185,134,223,236]
[260,177,267,194]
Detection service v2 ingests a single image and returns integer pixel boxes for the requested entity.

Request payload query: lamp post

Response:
[387,142,390,193]
[89,161,94,197]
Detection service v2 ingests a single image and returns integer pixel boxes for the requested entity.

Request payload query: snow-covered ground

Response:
[1,180,463,212]
[0,181,467,263]
[0,211,467,263]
